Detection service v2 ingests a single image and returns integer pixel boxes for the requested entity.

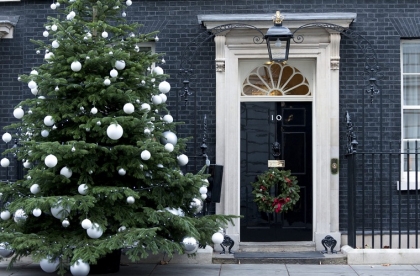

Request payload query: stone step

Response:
[238,241,316,252]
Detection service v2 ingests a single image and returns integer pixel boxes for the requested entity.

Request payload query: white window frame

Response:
[399,40,420,190]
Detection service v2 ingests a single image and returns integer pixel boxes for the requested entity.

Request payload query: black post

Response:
[347,153,356,248]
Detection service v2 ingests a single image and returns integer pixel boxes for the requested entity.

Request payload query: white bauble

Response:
[62,219,70,228]
[40,258,59,273]
[0,243,14,258]
[86,223,103,239]
[52,40,59,48]
[30,70,38,75]
[126,196,135,204]
[177,154,189,166]
[50,3,57,9]
[0,158,10,168]
[43,31,49,37]
[44,115,55,126]
[104,78,111,85]
[164,143,174,152]
[70,259,90,276]
[153,66,164,75]
[126,0,132,6]
[159,93,167,103]
[31,87,39,95]
[30,184,40,194]
[118,226,126,232]
[51,24,58,31]
[14,209,27,223]
[182,237,199,254]
[144,128,151,135]
[0,211,10,220]
[13,107,24,119]
[164,207,179,216]
[2,132,12,143]
[45,52,54,60]
[78,184,88,195]
[71,61,82,72]
[32,208,42,217]
[163,114,173,123]
[41,130,49,137]
[28,80,37,89]
[90,107,98,114]
[160,131,177,146]
[110,68,118,78]
[107,124,123,140]
[60,166,73,178]
[201,193,208,200]
[23,160,32,168]
[45,154,58,168]
[140,150,151,161]
[50,202,70,220]
[211,232,224,244]
[123,103,135,114]
[199,186,208,195]
[81,218,92,229]
[141,103,151,112]
[151,95,162,105]
[158,81,171,93]
[118,168,126,176]
[115,60,126,70]
[102,31,108,38]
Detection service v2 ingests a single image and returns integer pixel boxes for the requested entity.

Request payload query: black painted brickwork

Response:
[1,0,420,232]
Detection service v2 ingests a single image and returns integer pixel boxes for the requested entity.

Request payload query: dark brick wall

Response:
[1,0,420,231]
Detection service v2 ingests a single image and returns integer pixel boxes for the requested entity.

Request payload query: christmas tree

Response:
[0,1,233,275]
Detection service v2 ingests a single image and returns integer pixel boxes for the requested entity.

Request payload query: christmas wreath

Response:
[251,168,300,213]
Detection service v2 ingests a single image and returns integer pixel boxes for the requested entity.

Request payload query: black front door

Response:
[240,102,312,242]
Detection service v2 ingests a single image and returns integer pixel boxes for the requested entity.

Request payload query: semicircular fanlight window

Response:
[242,62,311,96]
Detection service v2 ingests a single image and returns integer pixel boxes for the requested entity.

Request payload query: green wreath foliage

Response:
[251,168,300,213]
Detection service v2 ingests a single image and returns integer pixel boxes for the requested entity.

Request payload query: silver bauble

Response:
[190,198,203,214]
[181,237,199,254]
[0,243,14,258]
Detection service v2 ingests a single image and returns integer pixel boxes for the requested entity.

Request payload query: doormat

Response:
[234,251,324,259]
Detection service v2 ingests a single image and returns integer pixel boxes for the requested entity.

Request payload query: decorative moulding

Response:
[0,16,20,39]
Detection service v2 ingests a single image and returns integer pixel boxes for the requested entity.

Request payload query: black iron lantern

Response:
[264,11,293,63]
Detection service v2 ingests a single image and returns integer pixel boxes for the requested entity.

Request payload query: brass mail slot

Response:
[268,160,285,168]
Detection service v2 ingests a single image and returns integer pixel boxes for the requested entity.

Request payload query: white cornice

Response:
[0,16,19,39]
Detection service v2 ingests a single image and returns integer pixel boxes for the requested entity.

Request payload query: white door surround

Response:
[197,12,357,250]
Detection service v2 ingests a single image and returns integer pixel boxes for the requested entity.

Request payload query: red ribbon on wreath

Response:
[272,198,285,213]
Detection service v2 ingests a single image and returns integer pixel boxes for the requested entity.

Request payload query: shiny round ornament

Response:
[81,218,92,229]
[41,130,49,137]
[45,52,54,60]
[144,128,151,135]
[152,95,162,105]
[123,103,135,114]
[2,132,12,143]
[159,93,167,103]
[159,81,171,93]
[87,223,103,239]
[126,0,132,6]
[126,196,135,204]
[153,66,164,75]
[199,186,208,195]
[118,226,126,232]
[32,208,42,217]
[104,78,111,85]
[160,131,177,146]
[190,198,203,214]
[13,107,24,119]
[44,154,58,168]
[70,259,90,276]
[62,219,70,228]
[115,60,126,70]
[177,154,189,166]
[90,107,98,114]
[201,193,208,200]
[50,3,56,9]
[71,61,82,72]
[211,232,224,244]
[14,209,27,223]
[182,237,199,254]
[30,70,38,75]
[0,243,14,258]
[141,103,151,112]
[0,211,10,220]
[52,40,59,48]
[110,68,118,78]
[140,150,151,161]
[78,184,88,195]
[50,202,70,219]
[118,168,126,176]
[51,24,58,31]
[107,124,123,140]
[164,143,174,152]
[60,166,72,178]
[102,31,108,38]
[163,114,173,123]
[30,184,40,194]
[43,31,49,37]
[44,115,55,126]
[40,258,59,273]
[1,158,10,168]
[31,87,38,95]
[122,12,127,17]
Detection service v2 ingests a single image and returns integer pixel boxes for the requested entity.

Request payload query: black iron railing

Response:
[347,141,420,249]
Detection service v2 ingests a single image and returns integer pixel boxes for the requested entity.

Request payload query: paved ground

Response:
[2,258,420,276]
